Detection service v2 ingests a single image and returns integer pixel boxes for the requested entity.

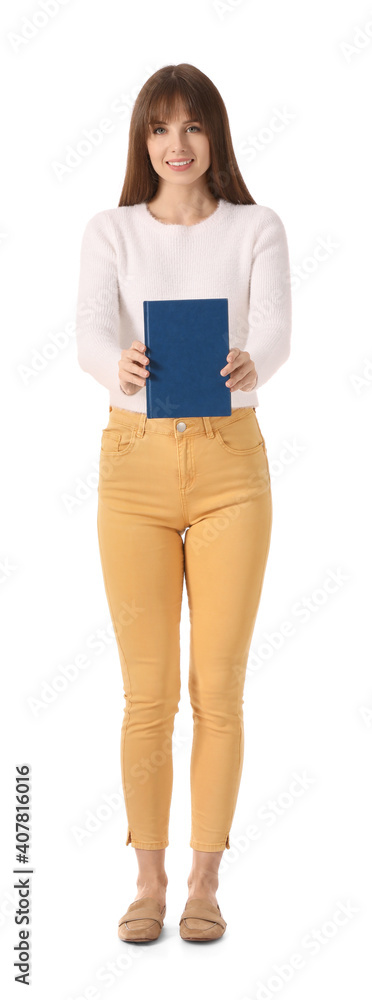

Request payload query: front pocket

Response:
[215,412,265,455]
[100,425,136,456]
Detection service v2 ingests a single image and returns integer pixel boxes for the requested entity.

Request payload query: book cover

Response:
[143,297,231,418]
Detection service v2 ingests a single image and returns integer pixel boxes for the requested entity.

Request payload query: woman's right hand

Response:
[118,341,150,395]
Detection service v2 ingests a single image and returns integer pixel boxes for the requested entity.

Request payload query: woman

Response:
[75,63,292,943]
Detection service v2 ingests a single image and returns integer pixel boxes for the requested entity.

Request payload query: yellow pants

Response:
[97,404,272,852]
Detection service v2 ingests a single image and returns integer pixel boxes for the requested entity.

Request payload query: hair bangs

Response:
[147,82,205,129]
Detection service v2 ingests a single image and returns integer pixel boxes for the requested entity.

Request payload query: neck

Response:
[149,181,217,215]
[147,185,218,223]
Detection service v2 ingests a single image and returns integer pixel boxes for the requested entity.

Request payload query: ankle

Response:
[136,874,168,892]
[187,870,219,892]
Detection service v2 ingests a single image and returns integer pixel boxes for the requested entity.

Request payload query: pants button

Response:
[176,421,187,432]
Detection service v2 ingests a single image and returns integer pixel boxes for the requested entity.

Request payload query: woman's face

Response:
[146,104,211,188]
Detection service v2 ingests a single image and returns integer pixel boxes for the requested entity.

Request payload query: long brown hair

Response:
[118,63,256,207]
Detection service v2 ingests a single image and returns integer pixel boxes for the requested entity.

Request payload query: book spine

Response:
[143,301,152,418]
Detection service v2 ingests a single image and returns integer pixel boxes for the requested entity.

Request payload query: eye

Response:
[151,125,201,134]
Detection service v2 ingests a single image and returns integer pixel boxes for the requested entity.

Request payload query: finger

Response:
[121,361,150,379]
[121,372,147,387]
[128,343,148,363]
[119,344,147,362]
[228,375,256,391]
[130,348,150,365]
[220,359,238,375]
[225,364,254,387]
[224,359,251,383]
[220,348,240,375]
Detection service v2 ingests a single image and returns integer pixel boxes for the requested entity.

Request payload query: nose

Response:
[169,149,192,159]
[168,129,190,154]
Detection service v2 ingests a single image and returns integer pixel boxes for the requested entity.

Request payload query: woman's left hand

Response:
[220,348,258,392]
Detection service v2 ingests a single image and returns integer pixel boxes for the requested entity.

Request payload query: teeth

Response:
[167,159,193,166]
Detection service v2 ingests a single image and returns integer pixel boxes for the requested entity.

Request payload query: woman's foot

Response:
[118,876,168,941]
[133,874,168,910]
[184,869,220,932]
[186,870,218,907]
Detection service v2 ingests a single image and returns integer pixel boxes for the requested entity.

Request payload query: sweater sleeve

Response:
[75,211,122,392]
[246,207,292,389]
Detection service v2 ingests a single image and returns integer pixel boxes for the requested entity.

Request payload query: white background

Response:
[2,0,371,997]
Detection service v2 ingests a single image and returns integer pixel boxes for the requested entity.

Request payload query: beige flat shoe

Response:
[179,898,227,941]
[118,897,166,942]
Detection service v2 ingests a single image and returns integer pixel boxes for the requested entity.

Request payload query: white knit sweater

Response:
[75,198,292,412]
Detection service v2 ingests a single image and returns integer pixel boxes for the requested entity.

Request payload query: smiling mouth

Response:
[166,159,194,166]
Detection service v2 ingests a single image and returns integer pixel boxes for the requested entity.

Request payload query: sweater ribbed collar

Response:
[140,197,226,231]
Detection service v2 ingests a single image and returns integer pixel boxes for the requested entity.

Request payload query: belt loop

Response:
[109,406,112,412]
[202,416,215,438]
[135,412,146,438]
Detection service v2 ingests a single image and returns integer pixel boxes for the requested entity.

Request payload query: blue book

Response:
[143,298,231,419]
